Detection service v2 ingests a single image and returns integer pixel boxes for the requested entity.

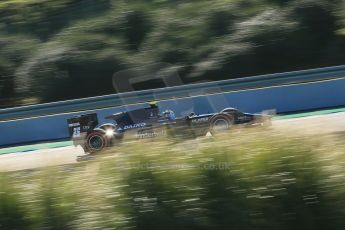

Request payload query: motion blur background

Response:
[3,1,345,230]
[0,0,344,108]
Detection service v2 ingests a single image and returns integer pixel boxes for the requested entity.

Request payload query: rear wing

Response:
[67,113,98,137]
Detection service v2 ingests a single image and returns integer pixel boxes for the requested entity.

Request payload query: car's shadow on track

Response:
[76,151,120,162]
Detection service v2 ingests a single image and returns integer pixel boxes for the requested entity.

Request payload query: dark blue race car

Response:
[67,103,271,153]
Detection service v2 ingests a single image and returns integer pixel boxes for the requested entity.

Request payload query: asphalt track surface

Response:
[1,109,345,172]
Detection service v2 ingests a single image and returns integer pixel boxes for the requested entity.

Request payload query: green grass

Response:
[1,128,345,229]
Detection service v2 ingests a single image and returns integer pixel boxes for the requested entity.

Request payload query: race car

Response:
[67,102,271,153]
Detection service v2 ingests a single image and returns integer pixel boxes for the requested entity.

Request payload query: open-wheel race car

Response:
[67,102,271,154]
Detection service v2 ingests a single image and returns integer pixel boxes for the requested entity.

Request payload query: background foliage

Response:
[0,0,345,107]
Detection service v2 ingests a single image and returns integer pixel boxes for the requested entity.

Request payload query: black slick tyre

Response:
[209,114,233,135]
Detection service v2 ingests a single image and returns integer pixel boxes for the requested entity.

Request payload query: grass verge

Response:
[1,128,345,229]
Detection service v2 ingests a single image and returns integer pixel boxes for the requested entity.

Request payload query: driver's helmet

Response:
[162,110,176,121]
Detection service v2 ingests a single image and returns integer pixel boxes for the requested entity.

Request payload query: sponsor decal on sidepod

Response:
[123,123,146,130]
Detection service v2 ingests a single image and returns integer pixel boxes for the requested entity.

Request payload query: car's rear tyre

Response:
[85,131,107,153]
[209,114,233,135]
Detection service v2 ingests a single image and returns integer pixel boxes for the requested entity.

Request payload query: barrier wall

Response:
[2,65,345,121]
[1,78,344,146]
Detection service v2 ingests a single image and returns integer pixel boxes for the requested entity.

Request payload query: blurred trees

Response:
[0,0,344,107]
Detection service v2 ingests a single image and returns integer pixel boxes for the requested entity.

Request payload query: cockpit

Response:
[162,110,176,121]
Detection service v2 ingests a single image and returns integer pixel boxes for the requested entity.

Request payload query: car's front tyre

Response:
[209,114,234,135]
